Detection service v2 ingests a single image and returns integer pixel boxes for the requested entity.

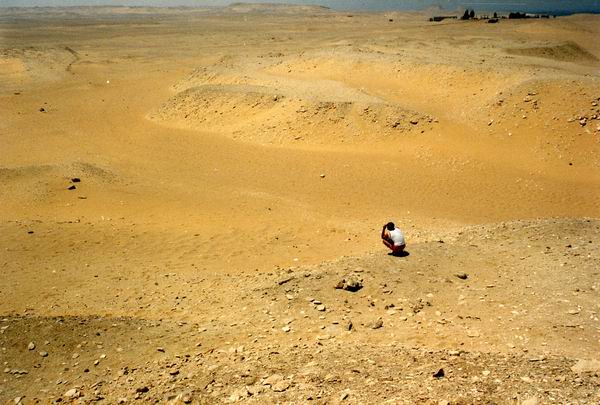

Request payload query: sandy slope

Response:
[0,6,599,404]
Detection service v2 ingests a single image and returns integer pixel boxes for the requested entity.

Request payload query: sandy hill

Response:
[225,2,330,14]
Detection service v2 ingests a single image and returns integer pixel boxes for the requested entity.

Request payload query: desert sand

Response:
[1,4,599,404]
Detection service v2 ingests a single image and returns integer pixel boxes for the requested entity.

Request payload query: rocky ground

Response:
[2,218,599,404]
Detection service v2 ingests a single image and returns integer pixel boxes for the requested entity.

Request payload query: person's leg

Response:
[382,239,394,251]
[392,244,406,255]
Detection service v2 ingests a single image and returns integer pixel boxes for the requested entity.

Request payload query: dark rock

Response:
[455,273,468,280]
[68,185,76,190]
[71,178,81,183]
[433,368,445,378]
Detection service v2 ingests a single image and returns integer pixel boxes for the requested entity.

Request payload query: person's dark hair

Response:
[386,222,395,231]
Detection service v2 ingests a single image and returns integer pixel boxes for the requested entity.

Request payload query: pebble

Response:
[282,325,291,332]
[263,374,283,386]
[370,318,384,329]
[27,342,35,351]
[316,304,326,312]
[39,351,48,357]
[271,380,290,392]
[64,388,80,398]
[335,275,363,292]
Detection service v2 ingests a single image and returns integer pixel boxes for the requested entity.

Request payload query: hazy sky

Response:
[0,0,599,13]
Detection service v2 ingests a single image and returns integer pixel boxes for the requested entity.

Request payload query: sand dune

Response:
[151,84,434,144]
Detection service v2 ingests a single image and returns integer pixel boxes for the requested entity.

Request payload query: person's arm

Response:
[381,225,387,239]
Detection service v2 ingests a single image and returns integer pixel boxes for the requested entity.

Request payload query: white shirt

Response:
[389,228,405,246]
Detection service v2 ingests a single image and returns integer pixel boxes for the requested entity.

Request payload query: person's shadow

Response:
[389,250,410,257]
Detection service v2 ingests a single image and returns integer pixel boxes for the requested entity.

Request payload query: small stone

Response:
[271,380,290,392]
[71,178,81,183]
[335,275,363,292]
[28,342,35,350]
[157,347,165,352]
[345,319,353,331]
[39,351,48,357]
[369,318,383,329]
[247,385,264,396]
[4,367,10,373]
[316,304,326,312]
[64,388,80,398]
[282,325,291,333]
[455,272,468,280]
[68,185,76,190]
[136,386,149,393]
[520,376,532,383]
[263,374,283,386]
[169,369,180,376]
[433,368,445,378]
[340,391,350,400]
[579,118,587,126]
[320,174,326,178]
[13,397,22,405]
